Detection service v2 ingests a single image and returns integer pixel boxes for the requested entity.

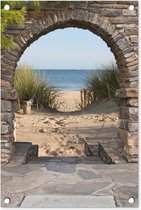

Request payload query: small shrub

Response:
[35,80,61,110]
[14,64,37,102]
[14,64,61,110]
[86,63,120,101]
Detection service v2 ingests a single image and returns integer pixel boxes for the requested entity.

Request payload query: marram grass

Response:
[86,64,120,101]
[14,64,61,110]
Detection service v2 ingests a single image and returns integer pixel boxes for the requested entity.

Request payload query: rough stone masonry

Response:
[1,1,138,163]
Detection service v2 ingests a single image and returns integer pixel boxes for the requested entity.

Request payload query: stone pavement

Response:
[1,160,138,208]
[20,195,116,208]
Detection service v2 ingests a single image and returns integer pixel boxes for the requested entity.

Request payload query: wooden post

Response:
[80,89,84,108]
[84,89,86,108]
[23,101,31,114]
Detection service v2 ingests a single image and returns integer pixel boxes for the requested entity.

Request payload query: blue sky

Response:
[18,28,116,69]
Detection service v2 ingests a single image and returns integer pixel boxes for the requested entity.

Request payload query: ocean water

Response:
[36,69,92,91]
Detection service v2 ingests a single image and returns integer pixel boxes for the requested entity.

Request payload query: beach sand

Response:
[58,91,81,112]
[15,91,119,157]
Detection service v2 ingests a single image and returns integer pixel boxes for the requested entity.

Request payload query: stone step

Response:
[84,138,125,164]
[20,195,116,208]
[85,143,99,156]
[28,155,104,164]
[98,142,125,164]
[28,145,39,157]
[81,156,104,164]
[8,142,32,166]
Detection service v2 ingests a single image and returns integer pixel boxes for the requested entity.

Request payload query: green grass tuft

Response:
[14,64,61,110]
[86,63,120,101]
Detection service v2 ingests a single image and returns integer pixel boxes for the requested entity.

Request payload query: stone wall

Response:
[1,1,138,163]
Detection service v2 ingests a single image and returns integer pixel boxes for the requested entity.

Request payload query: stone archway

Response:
[1,1,138,163]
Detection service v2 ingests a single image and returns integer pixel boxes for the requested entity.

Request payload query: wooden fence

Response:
[80,89,96,109]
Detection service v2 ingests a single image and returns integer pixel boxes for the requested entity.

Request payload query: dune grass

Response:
[14,64,61,110]
[86,63,120,101]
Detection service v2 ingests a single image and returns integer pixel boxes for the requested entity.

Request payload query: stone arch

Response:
[1,5,138,163]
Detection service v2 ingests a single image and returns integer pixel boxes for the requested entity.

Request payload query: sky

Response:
[18,28,116,69]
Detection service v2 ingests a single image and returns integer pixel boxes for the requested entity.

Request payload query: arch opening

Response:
[14,27,120,160]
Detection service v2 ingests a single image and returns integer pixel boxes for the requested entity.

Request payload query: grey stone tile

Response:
[1,164,45,175]
[1,192,25,207]
[105,170,138,187]
[113,186,138,207]
[77,169,103,180]
[1,175,13,184]
[54,173,83,184]
[21,195,116,208]
[1,168,56,193]
[56,181,112,195]
[46,162,76,173]
[92,182,115,196]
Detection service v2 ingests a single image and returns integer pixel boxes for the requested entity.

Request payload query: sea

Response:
[36,69,93,91]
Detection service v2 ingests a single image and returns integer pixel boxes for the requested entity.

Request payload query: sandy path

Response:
[58,91,81,112]
[15,99,119,157]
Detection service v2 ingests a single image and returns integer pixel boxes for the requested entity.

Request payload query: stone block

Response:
[1,148,11,154]
[111,17,126,24]
[128,64,138,72]
[1,100,13,112]
[1,153,11,163]
[2,67,15,76]
[121,150,138,163]
[124,52,136,59]
[119,120,138,131]
[1,80,12,89]
[9,50,20,57]
[1,112,15,123]
[4,29,21,35]
[2,57,18,66]
[1,122,13,135]
[1,74,13,82]
[118,129,138,146]
[88,8,101,14]
[130,35,138,43]
[123,145,138,156]
[125,28,138,36]
[115,88,138,98]
[120,98,138,107]
[1,134,14,142]
[126,55,137,63]
[20,195,116,208]
[1,62,15,71]
[1,89,18,100]
[129,76,138,82]
[129,71,138,77]
[1,142,12,149]
[101,9,122,17]
[127,60,138,67]
[3,52,17,61]
[122,9,136,16]
[127,99,138,107]
[122,47,134,55]
[28,11,45,18]
[14,37,25,48]
[116,39,131,52]
[126,17,138,24]
[125,81,138,88]
[119,106,138,121]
